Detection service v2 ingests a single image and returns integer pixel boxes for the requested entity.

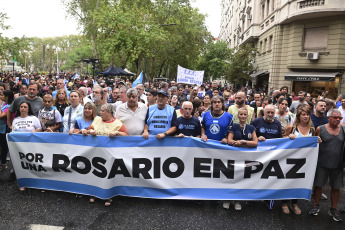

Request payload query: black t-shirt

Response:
[175,116,201,137]
[250,117,282,139]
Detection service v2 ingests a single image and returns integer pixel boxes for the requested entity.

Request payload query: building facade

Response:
[219,0,345,99]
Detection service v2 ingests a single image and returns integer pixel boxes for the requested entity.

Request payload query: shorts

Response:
[314,165,343,189]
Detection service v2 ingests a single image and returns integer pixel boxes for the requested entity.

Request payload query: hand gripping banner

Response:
[7,133,318,200]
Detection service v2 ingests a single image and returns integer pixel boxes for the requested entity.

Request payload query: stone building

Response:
[219,0,345,98]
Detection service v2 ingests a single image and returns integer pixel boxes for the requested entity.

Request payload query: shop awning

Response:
[284,71,340,82]
[250,70,269,80]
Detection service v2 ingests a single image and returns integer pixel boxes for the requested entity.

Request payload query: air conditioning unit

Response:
[306,52,319,60]
[247,15,252,20]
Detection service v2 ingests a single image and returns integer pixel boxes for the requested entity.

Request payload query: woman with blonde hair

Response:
[54,88,70,117]
[69,102,97,134]
[282,104,316,215]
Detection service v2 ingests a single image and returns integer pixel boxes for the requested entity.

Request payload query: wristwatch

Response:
[243,140,247,144]
[163,132,168,136]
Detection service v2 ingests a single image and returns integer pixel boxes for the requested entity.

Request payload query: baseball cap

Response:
[157,89,169,97]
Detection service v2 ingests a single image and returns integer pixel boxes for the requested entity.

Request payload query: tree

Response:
[224,44,256,87]
[0,11,10,69]
[62,0,211,79]
[197,40,231,81]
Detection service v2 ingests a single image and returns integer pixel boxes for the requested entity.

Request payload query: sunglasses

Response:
[330,116,343,120]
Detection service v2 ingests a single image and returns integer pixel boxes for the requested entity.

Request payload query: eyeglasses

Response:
[330,116,343,120]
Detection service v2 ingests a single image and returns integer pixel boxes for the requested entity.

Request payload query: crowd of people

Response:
[0,71,345,221]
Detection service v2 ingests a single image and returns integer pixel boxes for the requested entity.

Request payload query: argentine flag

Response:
[132,71,143,87]
[72,73,80,79]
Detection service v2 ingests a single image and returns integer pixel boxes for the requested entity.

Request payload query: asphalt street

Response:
[1,164,345,230]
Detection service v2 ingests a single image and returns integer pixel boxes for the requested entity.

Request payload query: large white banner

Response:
[177,65,204,85]
[7,133,318,200]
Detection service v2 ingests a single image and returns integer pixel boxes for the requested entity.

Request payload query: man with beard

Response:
[290,91,307,114]
[92,86,107,116]
[251,104,282,141]
[175,101,201,138]
[115,88,147,135]
[7,82,43,128]
[142,89,177,139]
[311,100,329,129]
[280,86,292,107]
[250,104,282,209]
[228,91,255,124]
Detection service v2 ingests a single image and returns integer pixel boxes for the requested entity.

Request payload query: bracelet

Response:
[163,132,168,136]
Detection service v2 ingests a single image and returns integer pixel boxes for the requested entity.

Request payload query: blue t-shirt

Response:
[74,116,93,130]
[228,123,256,141]
[202,111,233,141]
[145,105,177,135]
[311,113,329,129]
[250,117,282,139]
[176,116,201,137]
[336,101,341,108]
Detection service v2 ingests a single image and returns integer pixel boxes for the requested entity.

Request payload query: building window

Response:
[303,27,329,51]
[269,35,273,50]
[259,41,263,53]
[266,0,270,16]
[262,4,265,20]
[264,38,268,52]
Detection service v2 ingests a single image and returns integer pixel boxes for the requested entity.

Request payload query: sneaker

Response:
[321,193,328,200]
[234,202,242,211]
[328,208,343,222]
[309,204,320,216]
[223,201,230,209]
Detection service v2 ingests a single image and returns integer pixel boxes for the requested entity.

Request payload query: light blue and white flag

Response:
[132,71,143,87]
[7,134,318,200]
[72,73,80,79]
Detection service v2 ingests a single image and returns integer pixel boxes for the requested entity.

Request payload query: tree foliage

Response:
[197,40,231,81]
[224,44,256,86]
[62,0,212,80]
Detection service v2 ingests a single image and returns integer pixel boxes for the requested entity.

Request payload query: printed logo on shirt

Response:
[260,127,278,135]
[178,124,184,130]
[210,124,220,134]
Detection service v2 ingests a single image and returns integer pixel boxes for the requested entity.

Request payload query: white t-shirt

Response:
[12,116,42,132]
[113,101,123,112]
[115,102,147,135]
[38,108,62,130]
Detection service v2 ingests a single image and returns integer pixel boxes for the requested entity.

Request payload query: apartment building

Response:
[219,0,345,98]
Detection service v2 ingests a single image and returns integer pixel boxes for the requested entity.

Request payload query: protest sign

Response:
[7,133,318,200]
[177,65,204,85]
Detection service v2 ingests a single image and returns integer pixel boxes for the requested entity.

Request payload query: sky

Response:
[1,0,221,39]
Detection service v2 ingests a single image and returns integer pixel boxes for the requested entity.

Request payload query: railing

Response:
[298,0,325,9]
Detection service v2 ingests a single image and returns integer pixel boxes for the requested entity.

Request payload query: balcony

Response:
[298,0,325,9]
[280,0,345,24]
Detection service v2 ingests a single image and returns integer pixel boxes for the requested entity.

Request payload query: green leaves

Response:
[225,44,256,86]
